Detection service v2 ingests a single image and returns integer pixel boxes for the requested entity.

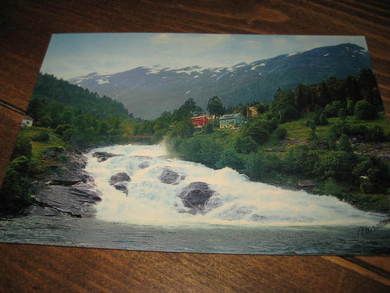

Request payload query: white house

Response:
[21,116,33,128]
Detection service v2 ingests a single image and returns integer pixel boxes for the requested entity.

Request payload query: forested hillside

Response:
[28,74,133,148]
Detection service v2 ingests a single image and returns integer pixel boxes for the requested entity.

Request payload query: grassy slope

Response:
[19,127,67,171]
[273,114,390,213]
[280,113,390,143]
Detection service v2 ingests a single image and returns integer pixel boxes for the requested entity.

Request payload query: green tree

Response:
[358,69,382,107]
[272,89,300,122]
[343,76,360,101]
[354,100,377,120]
[234,135,258,154]
[242,120,270,144]
[283,145,319,176]
[337,134,352,152]
[317,82,331,107]
[169,120,194,138]
[309,127,319,147]
[177,136,221,168]
[319,151,354,181]
[172,98,202,121]
[274,127,287,140]
[294,84,312,111]
[216,148,244,170]
[244,152,281,181]
[0,156,32,213]
[324,101,345,118]
[12,135,32,159]
[207,96,225,116]
[346,99,355,115]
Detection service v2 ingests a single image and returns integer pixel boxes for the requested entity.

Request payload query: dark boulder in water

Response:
[178,182,215,214]
[93,151,119,162]
[113,182,128,195]
[109,172,130,195]
[109,172,131,185]
[159,168,183,185]
[138,161,150,169]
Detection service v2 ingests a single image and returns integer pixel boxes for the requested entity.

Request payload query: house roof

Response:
[220,113,243,120]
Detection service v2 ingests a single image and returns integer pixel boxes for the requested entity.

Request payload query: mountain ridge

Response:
[68,43,371,119]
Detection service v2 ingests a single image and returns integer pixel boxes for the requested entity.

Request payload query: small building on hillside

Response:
[219,113,245,129]
[191,114,211,128]
[247,106,259,118]
[21,116,33,128]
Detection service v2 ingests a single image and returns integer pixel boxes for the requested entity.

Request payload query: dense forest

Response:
[28,74,134,148]
[1,69,389,214]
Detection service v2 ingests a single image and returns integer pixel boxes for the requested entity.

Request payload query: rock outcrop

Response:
[178,182,215,214]
[32,184,100,218]
[29,150,101,218]
[47,151,92,186]
[92,151,119,162]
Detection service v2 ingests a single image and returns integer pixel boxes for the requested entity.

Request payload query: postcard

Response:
[0,33,389,254]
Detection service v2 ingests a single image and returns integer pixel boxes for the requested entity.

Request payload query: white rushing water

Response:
[85,144,384,227]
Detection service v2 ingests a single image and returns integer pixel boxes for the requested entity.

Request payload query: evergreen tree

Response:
[337,134,352,152]
[207,96,225,116]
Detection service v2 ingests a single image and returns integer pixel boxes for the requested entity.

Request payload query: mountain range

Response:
[69,43,371,119]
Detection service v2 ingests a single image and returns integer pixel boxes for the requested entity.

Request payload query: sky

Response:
[40,33,368,80]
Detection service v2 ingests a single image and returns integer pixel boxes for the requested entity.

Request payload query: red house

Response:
[191,115,209,128]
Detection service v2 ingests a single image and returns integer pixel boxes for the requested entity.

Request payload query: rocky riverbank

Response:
[23,147,222,219]
[27,150,102,218]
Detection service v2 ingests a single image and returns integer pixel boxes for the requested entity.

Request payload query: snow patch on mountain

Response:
[97,78,110,85]
[251,63,266,70]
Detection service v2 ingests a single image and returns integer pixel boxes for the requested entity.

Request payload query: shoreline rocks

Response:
[29,150,101,218]
[297,180,316,190]
[93,151,119,162]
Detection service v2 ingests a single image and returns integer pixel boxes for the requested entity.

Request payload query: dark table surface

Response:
[0,0,389,291]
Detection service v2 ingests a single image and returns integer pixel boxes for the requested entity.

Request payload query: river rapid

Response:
[88,143,383,227]
[1,143,389,254]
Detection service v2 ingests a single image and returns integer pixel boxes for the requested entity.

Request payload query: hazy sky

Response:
[40,33,368,80]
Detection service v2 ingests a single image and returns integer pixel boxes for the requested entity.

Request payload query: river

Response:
[1,143,389,254]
